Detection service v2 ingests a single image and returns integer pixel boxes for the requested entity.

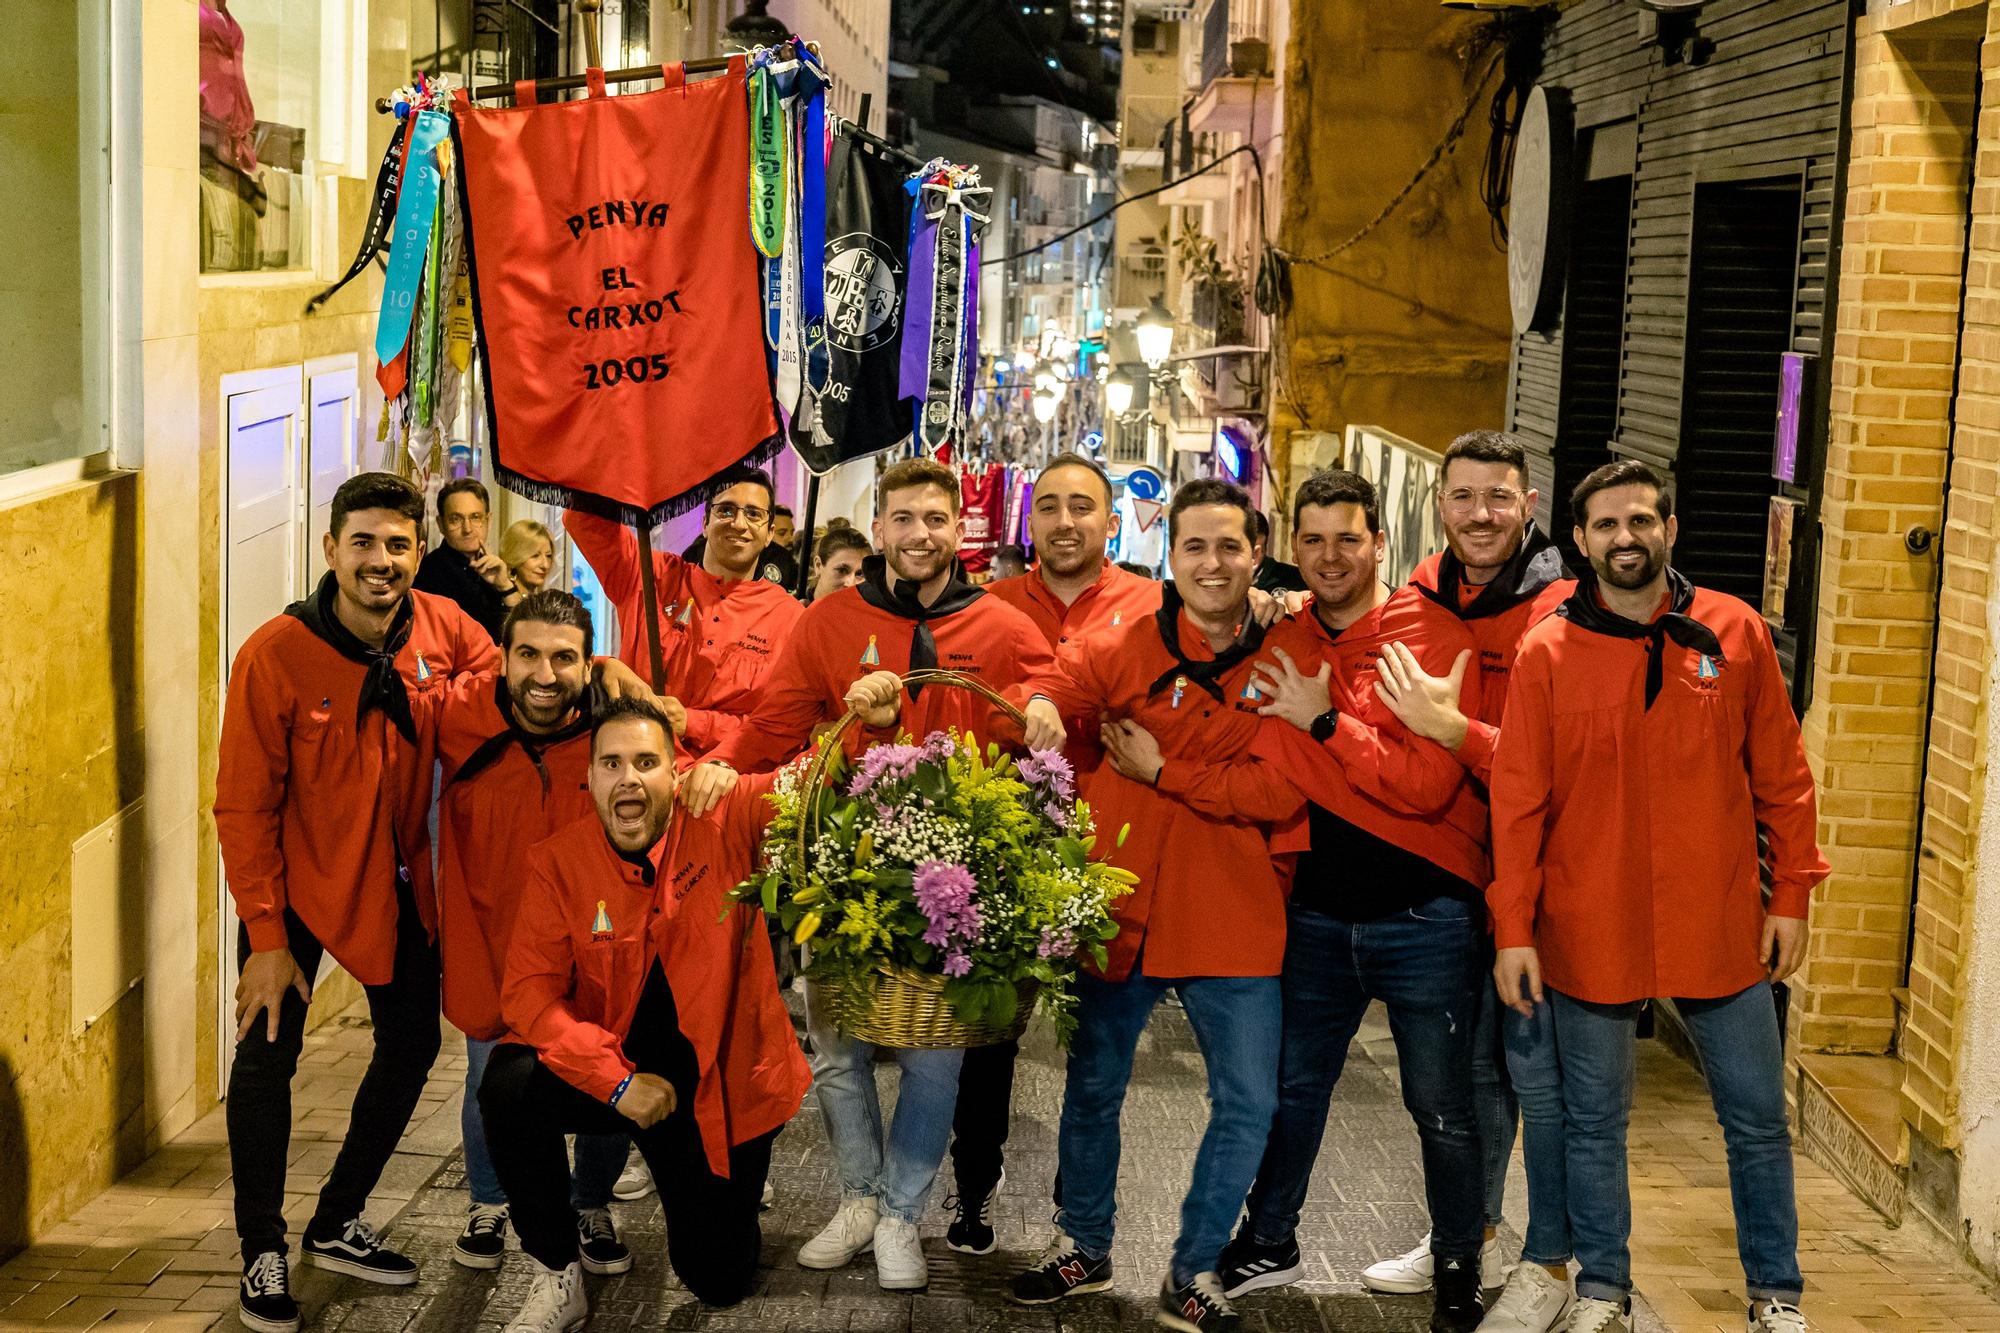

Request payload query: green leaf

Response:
[761,878,778,916]
[987,981,1018,1029]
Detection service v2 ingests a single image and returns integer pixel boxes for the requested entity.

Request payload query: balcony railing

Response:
[1190,0,1271,91]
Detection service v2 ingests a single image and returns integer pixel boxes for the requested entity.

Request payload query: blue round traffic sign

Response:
[1124,466,1165,500]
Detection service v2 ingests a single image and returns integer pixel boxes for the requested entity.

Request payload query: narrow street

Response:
[3,995,1996,1332]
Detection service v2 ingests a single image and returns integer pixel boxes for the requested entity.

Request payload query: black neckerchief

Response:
[612,837,659,885]
[285,571,417,742]
[1418,523,1570,623]
[1557,567,1723,709]
[448,675,595,791]
[1146,581,1268,700]
[853,554,984,698]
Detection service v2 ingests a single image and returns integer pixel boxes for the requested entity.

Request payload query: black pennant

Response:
[304,117,411,316]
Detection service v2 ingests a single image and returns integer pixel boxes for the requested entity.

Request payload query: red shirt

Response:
[1488,585,1829,1003]
[216,589,499,982]
[986,562,1162,772]
[431,675,595,1040]
[707,582,1053,773]
[502,780,811,1177]
[567,509,804,759]
[1409,549,1573,786]
[1186,591,1488,890]
[1030,609,1304,981]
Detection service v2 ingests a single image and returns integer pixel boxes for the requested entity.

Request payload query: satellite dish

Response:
[1507,85,1575,335]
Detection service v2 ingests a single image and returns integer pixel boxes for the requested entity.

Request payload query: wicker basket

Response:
[826,964,1039,1049]
[796,669,1038,1049]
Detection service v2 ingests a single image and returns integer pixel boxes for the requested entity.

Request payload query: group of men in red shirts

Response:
[215,433,1825,1333]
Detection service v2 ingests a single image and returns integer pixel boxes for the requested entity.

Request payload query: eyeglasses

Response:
[1441,487,1524,513]
[709,503,771,526]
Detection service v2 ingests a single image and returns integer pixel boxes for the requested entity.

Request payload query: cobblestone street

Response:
[5,994,2000,1331]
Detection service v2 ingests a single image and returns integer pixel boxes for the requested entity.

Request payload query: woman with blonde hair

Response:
[498,519,558,594]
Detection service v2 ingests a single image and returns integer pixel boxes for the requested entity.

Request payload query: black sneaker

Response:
[453,1202,509,1270]
[1159,1271,1239,1331]
[238,1249,300,1333]
[1218,1231,1304,1298]
[945,1167,1005,1255]
[1430,1253,1486,1333]
[302,1217,419,1285]
[1008,1230,1114,1304]
[576,1206,633,1275]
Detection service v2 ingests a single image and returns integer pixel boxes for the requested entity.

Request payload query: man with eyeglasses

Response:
[415,477,525,644]
[566,465,805,766]
[1364,431,1576,1330]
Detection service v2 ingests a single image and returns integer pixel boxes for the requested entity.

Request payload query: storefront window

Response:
[199,0,319,273]
[0,0,109,475]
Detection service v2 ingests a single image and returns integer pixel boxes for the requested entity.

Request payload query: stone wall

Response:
[1272,3,1510,495]
[0,474,145,1251]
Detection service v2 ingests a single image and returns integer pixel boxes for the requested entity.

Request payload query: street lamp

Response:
[1031,389,1059,424]
[1105,373,1135,418]
[1136,296,1175,371]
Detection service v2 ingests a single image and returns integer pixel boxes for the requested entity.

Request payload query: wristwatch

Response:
[1309,707,1340,743]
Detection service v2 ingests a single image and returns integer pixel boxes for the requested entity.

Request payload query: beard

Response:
[510,679,581,729]
[1593,542,1666,590]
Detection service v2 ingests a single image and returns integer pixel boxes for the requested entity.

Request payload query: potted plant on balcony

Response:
[1177,220,1249,345]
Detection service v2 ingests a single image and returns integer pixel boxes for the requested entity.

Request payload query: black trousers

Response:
[949,1038,1018,1195]
[479,968,773,1307]
[227,883,442,1260]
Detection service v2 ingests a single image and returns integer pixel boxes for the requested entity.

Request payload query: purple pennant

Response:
[901,210,939,404]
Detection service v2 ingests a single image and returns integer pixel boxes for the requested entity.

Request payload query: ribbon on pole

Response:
[748,58,786,258]
[374,108,450,366]
[909,173,991,452]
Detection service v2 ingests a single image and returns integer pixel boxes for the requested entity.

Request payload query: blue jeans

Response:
[1549,983,1803,1305]
[804,983,966,1225]
[1473,945,1518,1230]
[1057,966,1280,1286]
[1243,898,1484,1265]
[463,1035,630,1209]
[1501,996,1572,1268]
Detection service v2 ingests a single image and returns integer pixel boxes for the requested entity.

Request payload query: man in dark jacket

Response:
[413,477,523,642]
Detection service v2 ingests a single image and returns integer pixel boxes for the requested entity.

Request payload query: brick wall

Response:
[1798,18,1979,1062]
[1904,3,2000,1147]
[1803,0,2000,1153]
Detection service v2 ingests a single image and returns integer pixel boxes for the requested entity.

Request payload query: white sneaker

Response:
[1748,1300,1809,1332]
[1560,1297,1631,1333]
[612,1155,654,1201]
[797,1196,879,1269]
[1481,1261,1575,1332]
[1361,1235,1503,1294]
[502,1258,587,1333]
[873,1215,928,1291]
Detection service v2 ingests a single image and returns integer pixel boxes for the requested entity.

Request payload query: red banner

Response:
[455,63,778,520]
[959,463,1006,574]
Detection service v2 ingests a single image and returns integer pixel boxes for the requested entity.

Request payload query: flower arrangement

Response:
[735,730,1134,1043]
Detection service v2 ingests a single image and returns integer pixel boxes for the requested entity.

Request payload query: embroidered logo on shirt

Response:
[1698,654,1719,680]
[1110,611,1123,627]
[860,634,880,667]
[1240,680,1263,702]
[590,900,613,940]
[414,651,431,682]
[1170,675,1188,710]
[676,601,695,627]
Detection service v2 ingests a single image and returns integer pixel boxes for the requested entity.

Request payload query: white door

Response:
[223,371,304,664]
[304,358,359,570]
